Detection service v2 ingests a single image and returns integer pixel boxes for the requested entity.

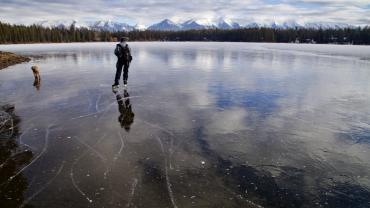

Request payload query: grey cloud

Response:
[0,0,369,25]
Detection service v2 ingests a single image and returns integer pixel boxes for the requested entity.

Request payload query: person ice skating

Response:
[113,37,132,89]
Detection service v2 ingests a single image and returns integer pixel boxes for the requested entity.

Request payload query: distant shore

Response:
[0,51,30,70]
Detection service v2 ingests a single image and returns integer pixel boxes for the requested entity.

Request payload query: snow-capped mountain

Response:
[147,19,182,31]
[181,19,214,30]
[244,21,298,29]
[134,24,147,31]
[34,18,358,32]
[35,20,138,32]
[244,22,264,29]
[216,18,241,30]
[148,18,241,31]
[243,20,354,30]
[35,20,88,29]
[282,20,304,29]
[89,20,134,32]
[304,22,353,30]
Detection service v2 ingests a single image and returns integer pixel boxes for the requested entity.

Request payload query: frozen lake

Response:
[0,42,370,207]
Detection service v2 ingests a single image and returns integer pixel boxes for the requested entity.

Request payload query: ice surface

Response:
[258,43,370,61]
[0,42,370,207]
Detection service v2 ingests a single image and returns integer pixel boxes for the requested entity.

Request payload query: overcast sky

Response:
[0,0,369,26]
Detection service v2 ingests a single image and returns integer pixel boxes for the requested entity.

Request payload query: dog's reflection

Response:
[115,89,135,131]
[33,79,41,91]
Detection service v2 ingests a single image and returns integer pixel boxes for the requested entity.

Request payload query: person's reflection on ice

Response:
[115,89,135,132]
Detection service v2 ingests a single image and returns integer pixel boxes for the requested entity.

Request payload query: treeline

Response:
[116,27,370,44]
[1,21,370,44]
[0,22,112,43]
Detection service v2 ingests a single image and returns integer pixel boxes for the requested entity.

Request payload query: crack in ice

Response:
[7,124,52,182]
[20,161,65,208]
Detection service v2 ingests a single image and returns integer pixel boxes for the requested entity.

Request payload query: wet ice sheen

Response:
[0,42,370,208]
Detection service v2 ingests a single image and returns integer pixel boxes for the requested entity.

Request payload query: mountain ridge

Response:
[34,18,359,32]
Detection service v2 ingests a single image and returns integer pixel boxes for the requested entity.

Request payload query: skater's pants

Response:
[115,60,130,85]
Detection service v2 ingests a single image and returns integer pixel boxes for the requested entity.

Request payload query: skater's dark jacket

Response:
[116,42,133,63]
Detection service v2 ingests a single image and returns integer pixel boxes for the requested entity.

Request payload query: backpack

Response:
[114,44,122,57]
[115,44,132,62]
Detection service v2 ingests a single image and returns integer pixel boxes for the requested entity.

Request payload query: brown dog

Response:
[31,66,41,90]
[31,66,41,81]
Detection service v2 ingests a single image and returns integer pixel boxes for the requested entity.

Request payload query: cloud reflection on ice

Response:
[0,42,369,207]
